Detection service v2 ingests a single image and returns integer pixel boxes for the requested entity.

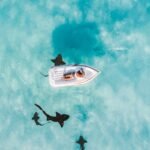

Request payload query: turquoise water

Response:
[0,0,150,150]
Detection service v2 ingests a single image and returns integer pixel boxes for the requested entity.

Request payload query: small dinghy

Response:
[48,64,100,87]
[41,54,100,87]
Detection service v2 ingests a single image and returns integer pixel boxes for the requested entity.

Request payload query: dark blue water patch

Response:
[30,0,41,3]
[74,105,89,122]
[78,0,92,19]
[105,1,150,30]
[140,123,150,140]
[110,9,129,22]
[52,22,106,63]
[146,5,150,14]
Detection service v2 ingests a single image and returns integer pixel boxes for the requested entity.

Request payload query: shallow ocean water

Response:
[0,0,150,150]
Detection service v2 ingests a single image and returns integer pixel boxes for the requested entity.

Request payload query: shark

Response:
[32,112,44,126]
[76,136,87,150]
[40,54,66,77]
[51,54,66,66]
[35,104,70,127]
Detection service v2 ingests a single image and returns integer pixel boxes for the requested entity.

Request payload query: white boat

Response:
[48,65,100,87]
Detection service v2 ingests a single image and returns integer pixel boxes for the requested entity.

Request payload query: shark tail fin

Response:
[40,72,48,77]
[35,104,43,111]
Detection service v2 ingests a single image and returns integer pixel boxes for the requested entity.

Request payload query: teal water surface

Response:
[0,0,150,150]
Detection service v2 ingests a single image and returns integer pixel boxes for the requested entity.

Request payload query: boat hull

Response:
[48,65,100,87]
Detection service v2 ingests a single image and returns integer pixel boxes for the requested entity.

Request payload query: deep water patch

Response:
[74,105,89,123]
[78,0,92,19]
[52,22,105,63]
[110,9,128,22]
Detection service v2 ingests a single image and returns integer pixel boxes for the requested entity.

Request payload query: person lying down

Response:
[63,68,85,80]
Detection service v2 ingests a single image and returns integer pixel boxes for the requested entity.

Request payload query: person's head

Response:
[76,68,85,78]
